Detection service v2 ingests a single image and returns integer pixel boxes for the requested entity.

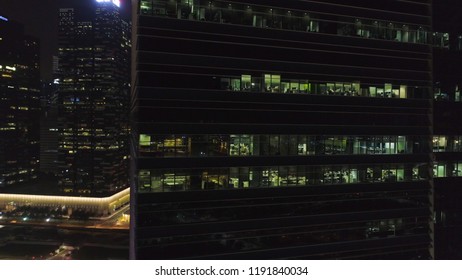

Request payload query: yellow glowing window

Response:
[139,134,151,146]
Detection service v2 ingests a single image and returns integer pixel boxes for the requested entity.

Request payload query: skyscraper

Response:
[0,17,41,188]
[432,0,462,259]
[57,0,131,195]
[131,0,433,259]
[39,81,59,175]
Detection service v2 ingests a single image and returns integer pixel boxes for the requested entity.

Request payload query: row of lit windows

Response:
[60,144,113,149]
[432,32,462,50]
[434,161,462,178]
[217,75,425,98]
[58,47,93,51]
[1,168,36,178]
[432,136,462,152]
[434,85,462,102]
[140,0,430,44]
[139,163,430,192]
[0,65,17,71]
[139,134,428,157]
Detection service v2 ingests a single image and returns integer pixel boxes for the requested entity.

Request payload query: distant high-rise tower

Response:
[52,56,59,76]
[57,0,131,195]
[39,81,59,175]
[0,17,41,188]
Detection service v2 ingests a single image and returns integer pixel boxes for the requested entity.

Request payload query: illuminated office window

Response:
[263,74,281,93]
[433,136,447,152]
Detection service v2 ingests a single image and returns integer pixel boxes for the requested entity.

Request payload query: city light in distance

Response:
[95,0,120,8]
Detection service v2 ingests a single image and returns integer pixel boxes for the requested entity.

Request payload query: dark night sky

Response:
[0,0,131,82]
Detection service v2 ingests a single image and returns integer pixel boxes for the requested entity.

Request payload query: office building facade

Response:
[0,18,41,188]
[57,1,131,195]
[131,0,433,259]
[431,0,462,259]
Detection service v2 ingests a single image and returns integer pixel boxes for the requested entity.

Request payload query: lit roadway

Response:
[0,206,129,260]
[47,245,75,260]
[0,205,129,230]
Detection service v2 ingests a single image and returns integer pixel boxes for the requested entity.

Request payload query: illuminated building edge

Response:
[0,188,130,216]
